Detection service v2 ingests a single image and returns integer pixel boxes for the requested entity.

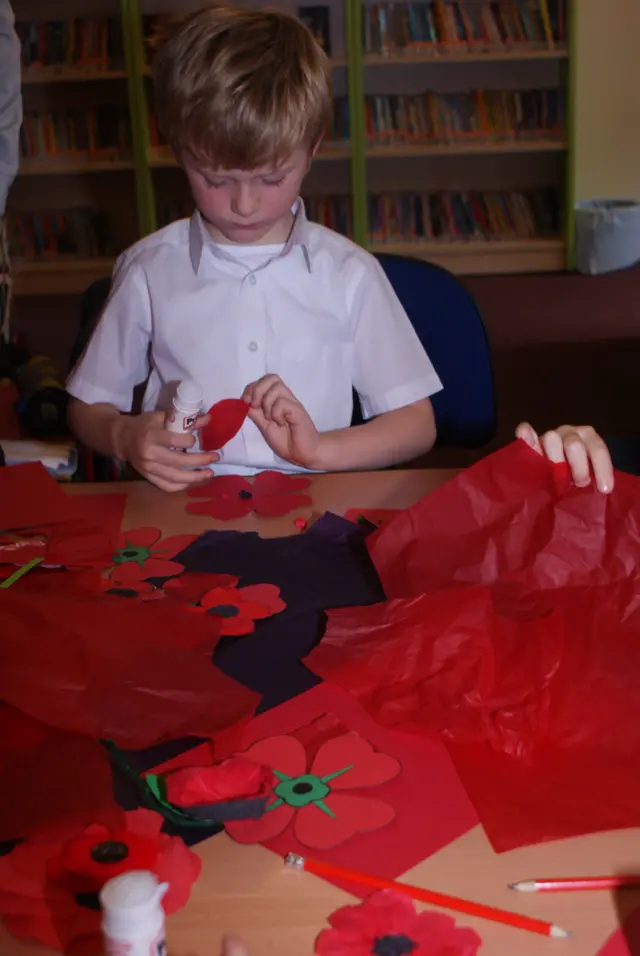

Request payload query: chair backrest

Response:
[374,253,496,448]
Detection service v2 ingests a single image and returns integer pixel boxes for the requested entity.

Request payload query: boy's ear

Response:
[310,139,323,159]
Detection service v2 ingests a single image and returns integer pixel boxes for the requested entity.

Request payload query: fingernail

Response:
[601,482,612,494]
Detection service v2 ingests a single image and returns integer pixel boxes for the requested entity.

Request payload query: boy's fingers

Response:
[221,935,250,956]
[155,428,198,449]
[559,430,591,487]
[515,421,542,454]
[573,425,614,493]
[539,428,567,465]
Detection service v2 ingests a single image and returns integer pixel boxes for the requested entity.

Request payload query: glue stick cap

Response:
[100,871,168,940]
[175,380,203,412]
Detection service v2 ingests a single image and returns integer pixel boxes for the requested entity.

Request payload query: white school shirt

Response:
[67,202,443,475]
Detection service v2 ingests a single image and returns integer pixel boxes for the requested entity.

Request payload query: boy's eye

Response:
[207,181,228,189]
[263,177,285,186]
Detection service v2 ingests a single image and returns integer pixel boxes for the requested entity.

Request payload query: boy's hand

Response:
[242,375,321,469]
[115,411,219,493]
[516,422,614,494]
[221,935,250,956]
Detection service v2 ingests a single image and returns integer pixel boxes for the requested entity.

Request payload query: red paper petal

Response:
[253,493,312,518]
[151,534,198,559]
[253,471,312,496]
[237,584,286,616]
[163,572,239,603]
[310,735,401,789]
[188,475,251,499]
[201,399,249,451]
[243,735,307,778]
[116,526,161,551]
[186,497,254,521]
[110,556,184,584]
[0,702,51,755]
[217,616,256,637]
[199,586,240,612]
[156,835,202,913]
[122,808,164,841]
[224,802,295,844]
[294,794,395,850]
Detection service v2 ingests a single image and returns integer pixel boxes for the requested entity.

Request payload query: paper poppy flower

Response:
[187,471,312,520]
[162,571,239,605]
[190,582,286,636]
[0,809,201,954]
[225,733,400,849]
[315,890,482,956]
[107,527,197,585]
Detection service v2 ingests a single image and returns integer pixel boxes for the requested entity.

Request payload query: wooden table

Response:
[1,470,636,956]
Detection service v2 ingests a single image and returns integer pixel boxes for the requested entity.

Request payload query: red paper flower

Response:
[162,572,239,604]
[190,583,286,635]
[187,471,312,520]
[315,890,482,956]
[107,527,197,585]
[165,756,276,807]
[0,809,201,954]
[225,733,400,849]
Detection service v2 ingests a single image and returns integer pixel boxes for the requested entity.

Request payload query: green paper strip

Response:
[0,557,44,589]
[121,0,157,235]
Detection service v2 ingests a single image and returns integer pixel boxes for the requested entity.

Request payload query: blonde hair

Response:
[151,5,332,170]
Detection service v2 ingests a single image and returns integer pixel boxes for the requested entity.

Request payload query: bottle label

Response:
[182,414,197,430]
[151,933,167,956]
[104,933,166,956]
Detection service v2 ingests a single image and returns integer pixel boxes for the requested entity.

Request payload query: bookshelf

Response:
[9,0,574,295]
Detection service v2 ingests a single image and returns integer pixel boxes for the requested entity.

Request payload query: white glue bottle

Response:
[165,380,204,437]
[100,871,169,956]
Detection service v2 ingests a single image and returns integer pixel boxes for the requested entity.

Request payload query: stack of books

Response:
[16,18,124,72]
[368,187,560,242]
[306,196,353,236]
[8,210,111,260]
[361,88,565,144]
[362,0,566,55]
[20,108,132,162]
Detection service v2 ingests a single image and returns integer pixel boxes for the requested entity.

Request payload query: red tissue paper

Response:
[200,398,249,451]
[315,890,481,956]
[0,809,201,954]
[307,441,640,851]
[0,583,259,747]
[0,463,81,532]
[165,756,275,807]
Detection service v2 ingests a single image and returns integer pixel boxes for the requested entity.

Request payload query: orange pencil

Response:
[285,854,570,939]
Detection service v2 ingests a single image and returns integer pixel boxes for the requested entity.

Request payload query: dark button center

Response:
[238,489,253,499]
[372,935,417,956]
[211,604,240,618]
[121,550,139,558]
[90,840,130,864]
[292,782,313,795]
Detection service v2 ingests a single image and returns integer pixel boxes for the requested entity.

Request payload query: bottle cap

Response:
[100,871,168,938]
[176,380,204,409]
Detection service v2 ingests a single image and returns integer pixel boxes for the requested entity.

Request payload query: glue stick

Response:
[100,871,168,956]
[165,380,203,436]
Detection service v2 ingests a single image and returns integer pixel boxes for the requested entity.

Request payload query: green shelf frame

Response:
[121,0,156,236]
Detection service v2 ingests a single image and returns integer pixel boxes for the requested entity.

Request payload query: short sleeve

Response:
[66,253,152,412]
[347,253,443,419]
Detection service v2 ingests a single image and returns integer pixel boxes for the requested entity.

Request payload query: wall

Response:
[573,0,640,201]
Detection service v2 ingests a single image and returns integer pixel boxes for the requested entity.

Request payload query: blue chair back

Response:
[373,253,496,448]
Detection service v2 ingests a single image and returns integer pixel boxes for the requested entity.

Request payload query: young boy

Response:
[66,6,614,496]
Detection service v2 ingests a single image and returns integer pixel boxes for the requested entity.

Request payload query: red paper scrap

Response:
[307,442,640,852]
[165,757,275,807]
[187,471,312,520]
[0,584,259,747]
[200,398,249,451]
[0,463,80,532]
[207,683,477,885]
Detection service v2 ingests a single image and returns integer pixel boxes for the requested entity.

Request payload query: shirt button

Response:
[248,274,257,286]
[248,341,258,352]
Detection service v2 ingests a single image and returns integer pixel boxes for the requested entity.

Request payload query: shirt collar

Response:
[189,199,312,275]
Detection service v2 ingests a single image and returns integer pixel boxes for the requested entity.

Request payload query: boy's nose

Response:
[231,186,258,218]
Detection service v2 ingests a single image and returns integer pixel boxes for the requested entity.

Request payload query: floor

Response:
[10,264,640,468]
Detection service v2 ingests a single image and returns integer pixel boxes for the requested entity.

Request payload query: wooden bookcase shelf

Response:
[9,1,574,293]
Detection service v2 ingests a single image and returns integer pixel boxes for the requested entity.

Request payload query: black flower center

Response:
[91,840,130,864]
[210,604,240,618]
[107,587,138,599]
[238,489,253,499]
[121,550,139,558]
[75,891,101,911]
[292,782,313,795]
[372,935,417,956]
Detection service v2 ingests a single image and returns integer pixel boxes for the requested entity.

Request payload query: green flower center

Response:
[209,604,240,618]
[113,544,152,566]
[372,935,417,956]
[267,763,353,816]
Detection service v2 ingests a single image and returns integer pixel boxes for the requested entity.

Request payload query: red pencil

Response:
[511,877,640,893]
[285,853,570,939]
